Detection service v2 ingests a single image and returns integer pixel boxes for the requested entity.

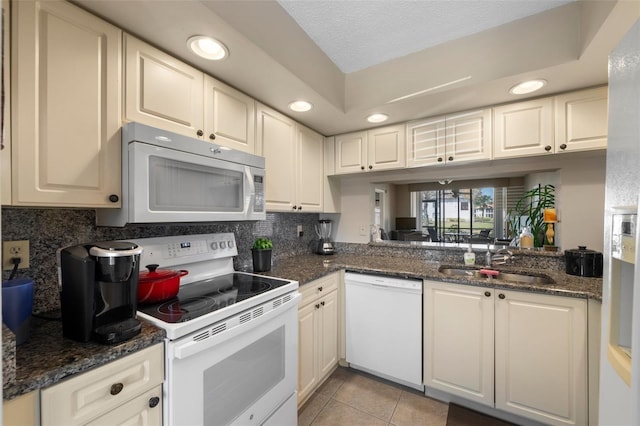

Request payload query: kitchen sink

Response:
[438,267,554,285]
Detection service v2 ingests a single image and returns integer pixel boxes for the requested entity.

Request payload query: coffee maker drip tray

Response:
[138,273,288,323]
[93,318,142,345]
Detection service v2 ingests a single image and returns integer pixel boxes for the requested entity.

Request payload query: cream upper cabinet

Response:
[2,0,12,206]
[424,281,495,406]
[11,0,122,207]
[554,86,608,152]
[493,98,554,159]
[407,109,492,167]
[257,103,322,212]
[297,274,339,407]
[124,34,204,139]
[334,125,405,174]
[495,289,587,426]
[204,76,256,153]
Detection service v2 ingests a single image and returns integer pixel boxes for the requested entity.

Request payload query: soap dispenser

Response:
[464,245,475,265]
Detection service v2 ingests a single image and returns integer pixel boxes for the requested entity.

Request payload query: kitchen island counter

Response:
[2,314,165,400]
[254,253,602,301]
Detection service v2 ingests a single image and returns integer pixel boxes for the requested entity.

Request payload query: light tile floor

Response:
[298,367,449,426]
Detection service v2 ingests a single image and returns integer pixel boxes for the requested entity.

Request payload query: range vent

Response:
[239,312,252,324]
[193,330,210,342]
[253,307,264,318]
[211,323,226,336]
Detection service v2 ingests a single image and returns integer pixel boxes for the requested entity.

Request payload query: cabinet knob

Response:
[544,145,552,152]
[292,205,297,210]
[318,286,323,292]
[498,293,506,299]
[559,143,567,150]
[196,129,204,137]
[360,166,365,170]
[437,157,443,162]
[149,396,160,408]
[484,291,491,297]
[209,133,216,140]
[368,165,373,170]
[315,304,320,309]
[448,156,453,161]
[108,194,119,203]
[110,383,124,395]
[298,206,302,211]
[321,301,325,306]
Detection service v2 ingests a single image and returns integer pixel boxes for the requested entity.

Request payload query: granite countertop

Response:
[3,315,165,401]
[253,253,603,301]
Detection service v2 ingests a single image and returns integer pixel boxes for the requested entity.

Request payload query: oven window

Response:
[149,156,243,211]
[203,327,285,425]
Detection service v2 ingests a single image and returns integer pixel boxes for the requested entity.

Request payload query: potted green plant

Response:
[507,184,555,248]
[251,237,273,272]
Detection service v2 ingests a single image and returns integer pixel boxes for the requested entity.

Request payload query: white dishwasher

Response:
[345,272,424,390]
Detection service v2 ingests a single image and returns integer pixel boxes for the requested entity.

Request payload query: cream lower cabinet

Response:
[424,281,588,426]
[40,344,164,426]
[256,103,323,212]
[298,273,339,407]
[11,0,122,207]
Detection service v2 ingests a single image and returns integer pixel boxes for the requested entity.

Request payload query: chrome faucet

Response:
[491,248,515,266]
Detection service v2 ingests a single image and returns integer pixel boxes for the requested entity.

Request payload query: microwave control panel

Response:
[612,212,636,263]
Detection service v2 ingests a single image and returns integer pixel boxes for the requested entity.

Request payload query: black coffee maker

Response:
[59,241,144,344]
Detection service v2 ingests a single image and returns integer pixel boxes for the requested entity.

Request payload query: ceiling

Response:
[73,0,640,137]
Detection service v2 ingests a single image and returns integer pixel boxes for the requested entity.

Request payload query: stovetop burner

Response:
[138,272,288,323]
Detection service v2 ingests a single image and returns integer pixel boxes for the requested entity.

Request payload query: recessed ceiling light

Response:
[367,113,388,123]
[187,36,228,60]
[509,79,547,95]
[288,101,313,112]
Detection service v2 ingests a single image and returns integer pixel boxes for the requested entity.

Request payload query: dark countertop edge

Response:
[3,320,166,401]
[256,254,602,302]
[367,241,566,256]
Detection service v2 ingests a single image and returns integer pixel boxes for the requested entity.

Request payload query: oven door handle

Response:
[171,293,300,359]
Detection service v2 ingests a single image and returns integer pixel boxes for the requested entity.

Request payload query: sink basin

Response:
[438,267,554,285]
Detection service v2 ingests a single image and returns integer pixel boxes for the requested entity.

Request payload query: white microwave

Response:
[97,122,265,226]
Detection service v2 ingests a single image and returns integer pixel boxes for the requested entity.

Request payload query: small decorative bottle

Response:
[519,226,534,249]
[464,245,476,265]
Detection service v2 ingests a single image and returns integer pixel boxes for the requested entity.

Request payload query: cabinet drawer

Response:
[41,344,164,426]
[299,273,339,307]
[85,385,163,426]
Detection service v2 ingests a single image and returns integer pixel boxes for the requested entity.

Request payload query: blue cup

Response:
[2,278,34,345]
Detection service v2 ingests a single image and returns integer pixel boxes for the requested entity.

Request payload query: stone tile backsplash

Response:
[1,208,321,314]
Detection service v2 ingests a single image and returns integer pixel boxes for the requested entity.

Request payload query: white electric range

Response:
[129,233,300,426]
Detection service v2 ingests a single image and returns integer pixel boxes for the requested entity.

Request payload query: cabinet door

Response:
[298,301,319,405]
[12,0,121,207]
[334,131,367,174]
[406,116,446,167]
[445,109,492,164]
[554,86,608,152]
[494,290,587,426]
[367,124,406,171]
[124,34,204,139]
[204,76,256,153]
[318,289,339,380]
[2,0,11,206]
[296,125,324,212]
[424,281,494,406]
[85,385,162,426]
[493,98,554,159]
[3,391,40,426]
[256,104,297,211]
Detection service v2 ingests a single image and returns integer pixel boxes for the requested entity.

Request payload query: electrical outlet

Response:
[2,240,30,270]
[297,225,303,237]
[359,225,367,236]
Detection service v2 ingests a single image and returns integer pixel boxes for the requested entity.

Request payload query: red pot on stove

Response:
[138,264,188,304]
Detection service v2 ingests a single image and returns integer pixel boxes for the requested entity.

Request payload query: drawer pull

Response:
[110,383,124,395]
[484,291,491,297]
[318,286,323,292]
[149,396,160,408]
[321,301,325,306]
[315,304,320,309]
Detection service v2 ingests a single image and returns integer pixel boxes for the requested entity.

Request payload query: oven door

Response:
[128,141,265,223]
[165,292,300,426]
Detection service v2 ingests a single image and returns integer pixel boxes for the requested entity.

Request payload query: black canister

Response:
[565,246,603,277]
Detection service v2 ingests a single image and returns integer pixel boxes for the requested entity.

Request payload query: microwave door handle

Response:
[244,167,255,216]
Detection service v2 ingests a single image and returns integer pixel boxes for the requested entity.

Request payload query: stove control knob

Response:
[210,242,218,251]
[220,241,227,249]
[228,240,235,248]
